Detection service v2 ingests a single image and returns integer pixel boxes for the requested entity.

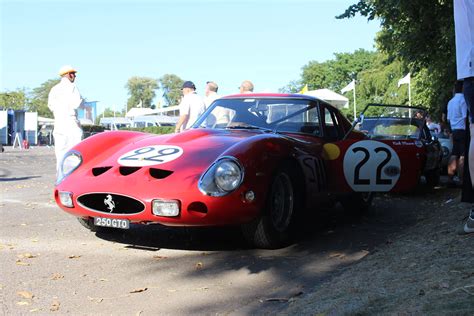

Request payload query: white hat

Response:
[58,65,77,76]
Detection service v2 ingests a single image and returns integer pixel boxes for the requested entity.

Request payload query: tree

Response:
[300,49,377,93]
[337,0,455,117]
[28,79,60,117]
[158,74,183,107]
[0,90,28,111]
[125,77,159,111]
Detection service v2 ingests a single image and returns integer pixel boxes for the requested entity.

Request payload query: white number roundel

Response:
[343,140,400,192]
[118,145,183,166]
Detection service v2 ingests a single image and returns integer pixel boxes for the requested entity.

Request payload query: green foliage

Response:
[338,0,456,119]
[0,90,28,110]
[125,76,159,111]
[159,74,184,107]
[301,49,377,93]
[28,79,60,117]
[125,126,174,135]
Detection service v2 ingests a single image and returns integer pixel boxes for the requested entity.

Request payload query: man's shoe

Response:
[459,210,474,235]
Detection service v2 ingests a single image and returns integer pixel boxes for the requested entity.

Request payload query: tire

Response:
[425,168,440,187]
[340,192,374,215]
[241,164,302,249]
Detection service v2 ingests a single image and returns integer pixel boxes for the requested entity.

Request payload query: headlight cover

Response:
[198,157,244,196]
[57,151,82,184]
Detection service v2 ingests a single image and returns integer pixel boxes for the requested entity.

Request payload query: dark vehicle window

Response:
[323,107,342,140]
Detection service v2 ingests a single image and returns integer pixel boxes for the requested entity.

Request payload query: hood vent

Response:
[92,166,112,176]
[119,166,141,176]
[149,168,173,179]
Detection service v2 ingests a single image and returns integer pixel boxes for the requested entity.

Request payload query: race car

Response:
[54,94,427,248]
[358,104,443,186]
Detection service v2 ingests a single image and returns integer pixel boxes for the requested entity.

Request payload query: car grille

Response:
[77,193,145,214]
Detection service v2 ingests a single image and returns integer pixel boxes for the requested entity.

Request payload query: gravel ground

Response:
[285,188,474,315]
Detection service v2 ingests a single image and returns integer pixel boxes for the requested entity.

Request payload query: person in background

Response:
[48,65,84,174]
[454,0,474,234]
[447,80,467,186]
[174,81,206,133]
[239,80,254,93]
[426,115,441,134]
[204,81,220,108]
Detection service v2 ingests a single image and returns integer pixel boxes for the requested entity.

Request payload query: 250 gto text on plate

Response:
[94,217,130,229]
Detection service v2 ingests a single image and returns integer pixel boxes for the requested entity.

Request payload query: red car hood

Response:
[76,129,268,172]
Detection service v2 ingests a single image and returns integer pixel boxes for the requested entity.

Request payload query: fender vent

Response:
[92,166,112,176]
[119,166,141,176]
[149,168,173,179]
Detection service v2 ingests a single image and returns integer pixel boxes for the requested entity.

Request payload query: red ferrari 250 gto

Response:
[54,94,428,248]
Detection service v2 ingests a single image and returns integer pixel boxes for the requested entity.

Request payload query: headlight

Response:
[57,151,82,184]
[199,157,244,196]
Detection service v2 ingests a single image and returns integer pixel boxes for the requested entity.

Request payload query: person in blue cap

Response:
[175,81,206,133]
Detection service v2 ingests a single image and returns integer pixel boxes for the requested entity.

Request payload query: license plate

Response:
[94,217,130,229]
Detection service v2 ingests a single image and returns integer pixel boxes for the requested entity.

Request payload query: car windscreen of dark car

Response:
[193,98,321,135]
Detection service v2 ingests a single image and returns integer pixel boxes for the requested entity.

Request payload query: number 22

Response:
[352,147,392,185]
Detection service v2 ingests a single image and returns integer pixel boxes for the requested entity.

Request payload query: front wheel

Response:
[241,164,302,249]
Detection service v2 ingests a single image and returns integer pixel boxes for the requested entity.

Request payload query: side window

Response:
[323,107,342,140]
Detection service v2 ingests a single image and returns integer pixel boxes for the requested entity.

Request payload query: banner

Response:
[341,80,355,94]
[398,73,411,87]
[299,84,308,94]
[77,101,98,122]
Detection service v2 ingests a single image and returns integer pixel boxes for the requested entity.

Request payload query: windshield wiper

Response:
[226,124,261,130]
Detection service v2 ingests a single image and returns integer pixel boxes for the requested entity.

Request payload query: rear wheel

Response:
[241,164,301,249]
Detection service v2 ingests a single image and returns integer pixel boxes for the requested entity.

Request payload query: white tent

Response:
[305,88,349,109]
[125,107,156,118]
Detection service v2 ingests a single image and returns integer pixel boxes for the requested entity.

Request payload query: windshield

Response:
[358,105,427,139]
[193,97,321,135]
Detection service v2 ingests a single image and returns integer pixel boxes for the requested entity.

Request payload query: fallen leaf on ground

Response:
[51,273,64,280]
[152,255,168,260]
[15,260,30,266]
[195,262,203,269]
[19,253,37,259]
[16,301,30,306]
[130,287,148,293]
[17,291,34,299]
[29,308,40,312]
[50,300,60,312]
[68,255,81,259]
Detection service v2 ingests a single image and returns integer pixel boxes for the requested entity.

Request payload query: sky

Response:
[1,0,380,115]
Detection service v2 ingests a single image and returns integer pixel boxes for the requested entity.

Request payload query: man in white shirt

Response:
[447,81,467,183]
[454,0,474,234]
[48,65,84,174]
[175,81,206,133]
[204,81,220,108]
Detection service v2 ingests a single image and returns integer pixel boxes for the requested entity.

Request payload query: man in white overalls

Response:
[48,65,84,174]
